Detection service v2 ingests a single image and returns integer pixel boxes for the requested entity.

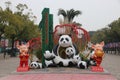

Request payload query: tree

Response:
[91,17,120,43]
[58,8,82,24]
[57,9,82,34]
[16,3,28,14]
[15,3,36,22]
[14,3,40,41]
[0,8,10,40]
[108,18,120,41]
[0,2,40,57]
[0,7,2,11]
[5,1,12,13]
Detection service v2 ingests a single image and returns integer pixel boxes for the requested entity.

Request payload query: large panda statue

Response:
[44,34,88,69]
[53,35,78,59]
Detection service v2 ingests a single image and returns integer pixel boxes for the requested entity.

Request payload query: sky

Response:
[0,0,120,31]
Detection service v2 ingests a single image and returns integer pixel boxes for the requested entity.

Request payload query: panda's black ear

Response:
[68,34,72,37]
[59,34,63,36]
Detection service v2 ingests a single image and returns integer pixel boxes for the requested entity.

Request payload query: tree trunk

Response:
[10,37,16,57]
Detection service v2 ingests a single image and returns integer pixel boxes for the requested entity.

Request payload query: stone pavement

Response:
[0,54,19,77]
[0,53,119,80]
[101,54,120,80]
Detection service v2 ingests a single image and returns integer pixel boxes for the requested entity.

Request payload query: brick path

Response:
[0,53,119,80]
[0,74,117,80]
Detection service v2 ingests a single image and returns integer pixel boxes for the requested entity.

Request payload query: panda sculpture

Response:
[29,51,56,69]
[53,35,78,59]
[65,47,76,59]
[30,34,94,69]
[30,61,42,69]
[44,34,88,69]
[44,50,74,67]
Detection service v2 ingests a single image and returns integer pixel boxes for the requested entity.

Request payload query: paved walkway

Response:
[0,53,119,80]
[101,54,120,80]
[0,54,19,77]
[0,74,117,80]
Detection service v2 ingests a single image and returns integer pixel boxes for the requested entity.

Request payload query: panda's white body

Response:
[44,50,73,67]
[53,56,63,64]
[62,59,73,67]
[53,55,73,67]
[45,60,57,67]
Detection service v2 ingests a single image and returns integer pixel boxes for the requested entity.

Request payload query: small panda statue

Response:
[30,61,42,69]
[65,47,76,59]
[72,54,81,64]
[77,61,87,69]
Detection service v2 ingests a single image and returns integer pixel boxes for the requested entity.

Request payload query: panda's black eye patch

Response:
[34,64,37,66]
[67,50,69,52]
[60,38,64,42]
[71,49,73,52]
[65,38,69,41]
